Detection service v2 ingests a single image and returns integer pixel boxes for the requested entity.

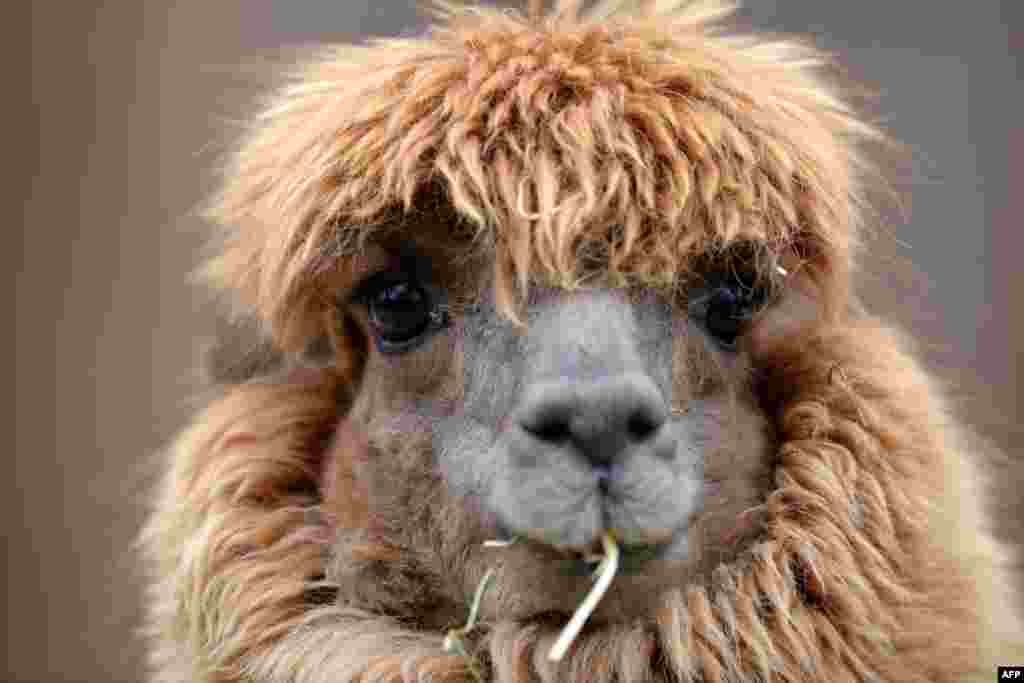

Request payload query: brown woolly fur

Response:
[202,0,877,344]
[143,1,1024,682]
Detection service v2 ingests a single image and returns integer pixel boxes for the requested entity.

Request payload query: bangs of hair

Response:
[203,0,881,346]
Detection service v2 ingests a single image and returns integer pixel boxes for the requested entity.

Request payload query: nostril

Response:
[523,415,571,443]
[627,412,660,441]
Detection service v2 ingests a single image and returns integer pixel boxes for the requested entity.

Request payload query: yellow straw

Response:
[548,531,620,661]
[443,568,496,682]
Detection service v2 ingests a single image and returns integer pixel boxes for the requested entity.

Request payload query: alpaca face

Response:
[332,234,784,619]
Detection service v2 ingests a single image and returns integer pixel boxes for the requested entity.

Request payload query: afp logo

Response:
[1000,667,1024,680]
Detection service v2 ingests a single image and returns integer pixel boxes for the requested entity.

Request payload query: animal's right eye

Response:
[354,273,449,354]
[370,280,431,341]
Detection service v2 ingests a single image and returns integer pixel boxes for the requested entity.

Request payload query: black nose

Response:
[516,372,668,467]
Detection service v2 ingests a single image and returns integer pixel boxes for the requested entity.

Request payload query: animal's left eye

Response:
[356,274,448,354]
[689,278,769,350]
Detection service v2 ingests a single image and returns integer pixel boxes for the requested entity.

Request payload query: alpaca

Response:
[141,1,1024,681]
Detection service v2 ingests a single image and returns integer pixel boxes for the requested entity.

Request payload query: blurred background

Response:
[10,1,1022,681]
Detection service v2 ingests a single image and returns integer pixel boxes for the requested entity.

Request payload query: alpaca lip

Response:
[560,540,664,577]
[492,519,672,575]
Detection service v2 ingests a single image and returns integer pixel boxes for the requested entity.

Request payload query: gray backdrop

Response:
[11,2,1021,681]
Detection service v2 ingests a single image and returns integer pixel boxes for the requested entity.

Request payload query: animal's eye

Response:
[689,276,769,350]
[356,273,448,353]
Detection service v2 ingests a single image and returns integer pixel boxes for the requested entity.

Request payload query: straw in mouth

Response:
[548,530,621,662]
[445,530,624,674]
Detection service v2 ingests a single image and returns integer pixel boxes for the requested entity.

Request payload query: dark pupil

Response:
[369,282,430,341]
[705,286,748,346]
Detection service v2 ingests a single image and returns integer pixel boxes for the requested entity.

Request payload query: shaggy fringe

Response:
[202,0,879,346]
[143,1,1023,681]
